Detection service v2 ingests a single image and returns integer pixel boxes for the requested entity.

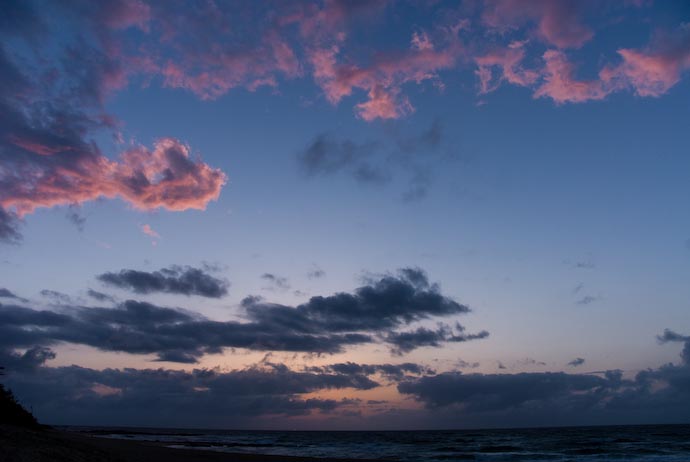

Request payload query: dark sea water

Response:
[66,424,690,461]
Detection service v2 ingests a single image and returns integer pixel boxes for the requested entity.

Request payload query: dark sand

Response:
[0,425,384,462]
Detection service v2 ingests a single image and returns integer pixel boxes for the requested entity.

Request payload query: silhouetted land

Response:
[0,384,39,429]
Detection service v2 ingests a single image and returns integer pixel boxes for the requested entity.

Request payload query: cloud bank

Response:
[1,268,486,362]
[98,265,230,298]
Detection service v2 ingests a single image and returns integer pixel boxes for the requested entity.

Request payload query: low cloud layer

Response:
[98,265,230,298]
[0,355,379,427]
[397,335,690,427]
[1,268,485,362]
[3,334,690,429]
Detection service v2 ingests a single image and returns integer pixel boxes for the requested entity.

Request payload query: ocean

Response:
[66,424,690,461]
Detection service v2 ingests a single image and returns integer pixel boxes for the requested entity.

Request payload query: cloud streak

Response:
[97,265,230,298]
[1,267,485,362]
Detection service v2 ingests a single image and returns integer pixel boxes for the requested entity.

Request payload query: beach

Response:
[5,424,690,462]
[0,425,376,462]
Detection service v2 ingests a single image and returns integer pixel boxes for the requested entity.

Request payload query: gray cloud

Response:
[0,268,485,362]
[1,359,378,427]
[576,295,599,305]
[4,333,688,429]
[568,357,585,367]
[657,329,690,365]
[0,346,56,372]
[308,361,433,381]
[298,120,452,200]
[385,323,489,355]
[397,335,690,427]
[86,289,116,303]
[3,332,690,429]
[456,359,480,369]
[0,208,21,244]
[98,265,230,298]
[307,267,325,279]
[66,204,86,231]
[0,288,22,300]
[299,134,385,184]
[261,273,290,291]
[40,289,73,304]
[398,371,611,412]
[569,260,596,269]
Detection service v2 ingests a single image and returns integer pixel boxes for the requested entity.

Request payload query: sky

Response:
[1,0,690,430]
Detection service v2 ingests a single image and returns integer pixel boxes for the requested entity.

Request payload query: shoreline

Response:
[0,425,387,462]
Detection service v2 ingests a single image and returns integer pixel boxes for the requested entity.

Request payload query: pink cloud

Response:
[101,0,152,31]
[533,50,607,103]
[141,224,160,239]
[8,136,72,156]
[601,28,690,97]
[284,0,453,121]
[2,138,226,219]
[355,86,414,121]
[475,43,540,93]
[141,224,160,246]
[532,26,690,104]
[144,2,306,101]
[482,0,593,49]
[309,32,461,120]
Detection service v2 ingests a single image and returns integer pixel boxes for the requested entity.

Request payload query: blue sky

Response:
[1,0,690,429]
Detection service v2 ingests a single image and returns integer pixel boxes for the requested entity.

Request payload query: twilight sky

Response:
[1,0,690,430]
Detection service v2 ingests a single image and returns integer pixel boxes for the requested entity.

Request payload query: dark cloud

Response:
[307,267,326,279]
[5,335,689,429]
[1,360,377,427]
[0,288,21,300]
[385,323,489,355]
[397,336,690,427]
[566,259,596,269]
[657,329,690,344]
[568,357,585,367]
[0,208,22,244]
[97,265,230,298]
[391,119,444,154]
[517,358,547,367]
[456,359,480,369]
[0,346,56,372]
[308,361,432,380]
[398,371,611,411]
[576,295,599,305]
[261,273,290,291]
[0,288,28,304]
[86,289,116,303]
[243,267,472,334]
[0,267,485,362]
[39,289,73,304]
[657,329,690,365]
[298,120,452,199]
[65,205,86,231]
[299,134,386,184]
